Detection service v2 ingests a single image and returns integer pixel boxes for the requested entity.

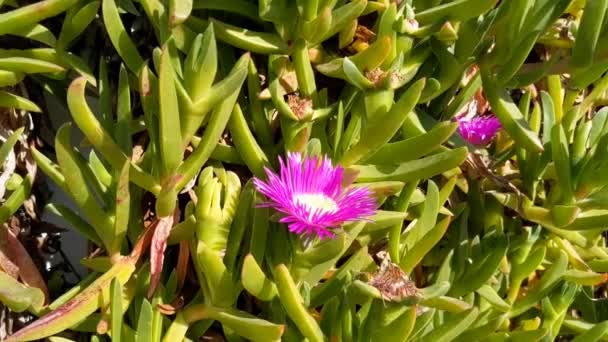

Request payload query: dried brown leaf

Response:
[147,215,174,298]
[176,241,190,294]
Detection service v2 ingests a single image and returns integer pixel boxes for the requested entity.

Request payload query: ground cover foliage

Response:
[3,0,608,341]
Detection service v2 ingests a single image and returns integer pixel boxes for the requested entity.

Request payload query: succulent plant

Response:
[4,0,608,341]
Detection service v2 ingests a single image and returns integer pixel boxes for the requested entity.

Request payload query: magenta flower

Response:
[457,115,502,146]
[253,152,376,239]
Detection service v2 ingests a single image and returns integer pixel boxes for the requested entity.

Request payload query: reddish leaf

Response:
[4,259,136,342]
[147,215,174,298]
[0,247,19,279]
[129,220,157,262]
[0,227,49,303]
[176,241,190,294]
[157,296,184,315]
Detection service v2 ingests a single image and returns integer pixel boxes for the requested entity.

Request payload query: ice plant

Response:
[457,115,502,146]
[254,152,376,239]
[9,1,608,341]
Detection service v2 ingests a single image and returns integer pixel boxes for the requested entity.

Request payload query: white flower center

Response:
[293,193,338,214]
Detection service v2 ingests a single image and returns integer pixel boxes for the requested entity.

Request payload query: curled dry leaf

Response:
[355,25,376,43]
[157,296,185,315]
[176,240,190,294]
[0,148,16,201]
[147,215,175,298]
[463,65,480,85]
[475,88,490,115]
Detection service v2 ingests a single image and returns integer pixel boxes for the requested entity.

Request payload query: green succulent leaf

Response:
[0,0,78,35]
[102,0,144,72]
[352,147,467,183]
[0,271,45,314]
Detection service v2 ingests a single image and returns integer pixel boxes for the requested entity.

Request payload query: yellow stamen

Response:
[294,193,338,214]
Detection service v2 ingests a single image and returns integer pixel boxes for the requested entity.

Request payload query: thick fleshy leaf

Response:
[135,299,153,342]
[571,0,608,68]
[0,271,45,313]
[0,127,23,168]
[57,1,100,49]
[416,308,478,342]
[110,278,123,342]
[184,52,249,141]
[5,23,56,46]
[203,18,289,54]
[366,121,457,164]
[168,304,284,341]
[193,0,260,22]
[242,254,278,301]
[400,216,450,274]
[410,309,436,340]
[183,26,217,102]
[319,0,367,42]
[373,305,417,342]
[420,296,472,313]
[420,40,463,102]
[342,57,375,89]
[293,39,316,96]
[341,78,425,166]
[352,147,467,182]
[401,180,440,249]
[67,77,159,193]
[55,124,114,249]
[5,259,135,342]
[0,70,24,87]
[275,264,324,342]
[571,321,608,342]
[449,233,509,297]
[0,226,49,303]
[228,104,270,178]
[158,44,183,177]
[415,0,496,25]
[0,56,64,74]
[223,179,252,272]
[115,64,132,154]
[0,91,41,112]
[510,249,568,317]
[169,0,192,25]
[482,73,544,152]
[310,247,372,307]
[112,160,130,256]
[101,0,144,72]
[0,0,78,35]
[303,221,367,285]
[316,36,391,80]
[167,215,196,245]
[390,46,431,90]
[46,203,102,246]
[176,82,243,190]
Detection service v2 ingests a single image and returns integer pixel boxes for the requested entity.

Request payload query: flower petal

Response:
[253,152,377,238]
